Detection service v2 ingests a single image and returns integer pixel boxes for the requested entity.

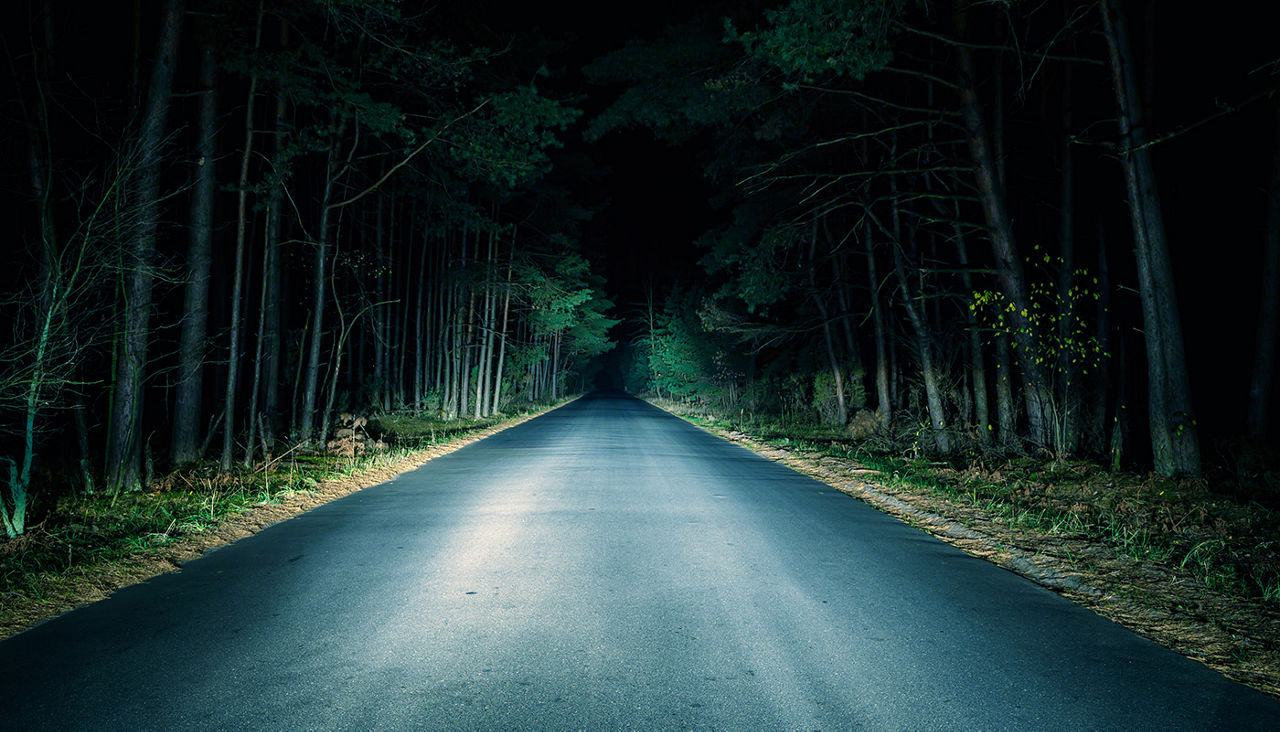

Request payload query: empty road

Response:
[2,391,1276,729]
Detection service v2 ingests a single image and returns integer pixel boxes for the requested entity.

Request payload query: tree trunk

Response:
[392,198,407,407]
[297,118,344,443]
[955,231,990,442]
[373,199,386,410]
[220,7,262,470]
[492,236,514,414]
[954,38,1053,447]
[413,224,428,409]
[823,219,863,386]
[435,241,448,405]
[892,236,950,454]
[244,226,269,467]
[1054,75,1081,456]
[994,332,1017,447]
[1108,336,1128,471]
[808,221,847,425]
[476,227,496,418]
[1101,0,1200,476]
[74,399,95,495]
[551,332,561,400]
[107,0,183,492]
[1087,228,1113,454]
[865,220,891,426]
[260,28,288,438]
[260,183,283,438]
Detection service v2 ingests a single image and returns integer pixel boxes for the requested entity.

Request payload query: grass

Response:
[0,403,559,635]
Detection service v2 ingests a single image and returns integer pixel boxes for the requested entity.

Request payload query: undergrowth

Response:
[0,409,536,624]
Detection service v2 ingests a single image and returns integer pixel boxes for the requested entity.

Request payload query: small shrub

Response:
[812,370,846,425]
[847,409,881,439]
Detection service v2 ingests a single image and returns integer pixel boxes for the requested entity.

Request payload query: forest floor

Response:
[0,400,572,640]
[651,398,1280,699]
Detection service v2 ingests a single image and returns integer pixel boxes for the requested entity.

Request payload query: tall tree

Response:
[297,114,348,443]
[219,4,263,471]
[171,45,216,466]
[953,31,1053,448]
[106,0,184,493]
[1100,0,1200,476]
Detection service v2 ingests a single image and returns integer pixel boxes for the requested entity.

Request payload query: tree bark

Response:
[953,36,1053,447]
[297,117,344,443]
[476,226,496,418]
[220,6,262,471]
[892,233,950,454]
[1056,74,1081,456]
[1088,228,1113,454]
[374,197,387,410]
[1101,0,1200,476]
[107,0,183,492]
[491,233,515,414]
[413,220,428,409]
[955,230,990,442]
[865,219,891,426]
[260,83,287,439]
[994,331,1017,446]
[809,220,847,425]
[244,221,270,467]
[173,46,214,466]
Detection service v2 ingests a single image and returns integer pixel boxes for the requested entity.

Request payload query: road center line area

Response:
[2,392,1277,730]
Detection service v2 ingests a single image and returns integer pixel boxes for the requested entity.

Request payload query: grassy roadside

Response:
[649,398,1280,698]
[0,399,572,640]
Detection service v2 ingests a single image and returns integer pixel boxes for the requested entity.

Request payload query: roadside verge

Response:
[0,398,573,640]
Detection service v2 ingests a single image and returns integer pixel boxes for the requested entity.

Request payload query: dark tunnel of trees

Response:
[1,0,1278,540]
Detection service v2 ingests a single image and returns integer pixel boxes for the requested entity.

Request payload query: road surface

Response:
[2,391,1276,730]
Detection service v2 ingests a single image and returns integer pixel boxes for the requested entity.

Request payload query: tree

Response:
[1100,0,1200,476]
[171,46,216,466]
[106,0,184,493]
[0,143,133,535]
[219,4,264,470]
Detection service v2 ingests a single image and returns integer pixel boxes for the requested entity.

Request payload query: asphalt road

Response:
[2,391,1277,730]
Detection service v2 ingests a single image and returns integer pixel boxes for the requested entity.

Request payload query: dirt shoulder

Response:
[654,401,1280,699]
[0,402,566,641]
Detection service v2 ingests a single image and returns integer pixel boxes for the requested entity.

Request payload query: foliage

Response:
[623,341,655,394]
[648,293,719,401]
[700,212,803,314]
[0,145,138,535]
[727,0,898,83]
[448,86,581,189]
[584,18,776,143]
[813,367,867,425]
[520,248,617,352]
[970,262,1107,384]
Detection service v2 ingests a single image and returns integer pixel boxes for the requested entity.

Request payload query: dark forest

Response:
[2,0,1280,700]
